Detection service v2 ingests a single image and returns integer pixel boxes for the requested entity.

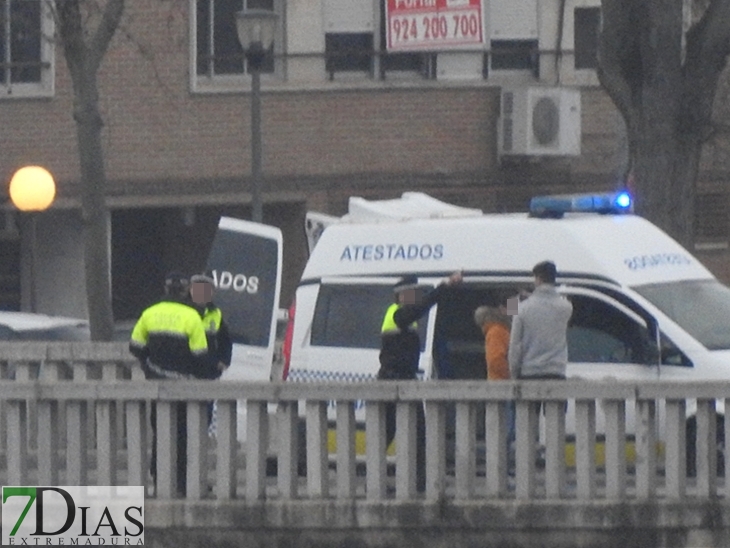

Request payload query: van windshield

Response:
[634,279,730,350]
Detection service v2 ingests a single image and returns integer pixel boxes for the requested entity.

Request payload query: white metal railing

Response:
[0,342,728,502]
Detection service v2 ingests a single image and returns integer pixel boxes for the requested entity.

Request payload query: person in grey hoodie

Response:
[508,261,573,379]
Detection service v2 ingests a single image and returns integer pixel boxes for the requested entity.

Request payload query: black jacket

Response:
[200,303,233,378]
[378,284,448,380]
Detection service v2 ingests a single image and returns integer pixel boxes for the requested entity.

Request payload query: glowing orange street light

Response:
[8,166,56,311]
[9,165,56,211]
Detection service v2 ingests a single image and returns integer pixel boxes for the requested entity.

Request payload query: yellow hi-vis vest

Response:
[381,303,416,333]
[202,306,223,335]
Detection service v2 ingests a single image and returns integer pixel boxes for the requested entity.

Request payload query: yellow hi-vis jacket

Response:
[129,298,215,379]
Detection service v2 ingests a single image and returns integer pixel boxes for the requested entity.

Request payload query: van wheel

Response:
[686,415,725,477]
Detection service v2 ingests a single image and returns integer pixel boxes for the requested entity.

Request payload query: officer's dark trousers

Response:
[384,402,426,492]
[150,401,188,496]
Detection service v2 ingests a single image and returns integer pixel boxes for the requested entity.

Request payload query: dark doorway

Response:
[111,202,306,322]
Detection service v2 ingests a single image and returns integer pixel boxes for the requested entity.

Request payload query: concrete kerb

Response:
[142,498,730,531]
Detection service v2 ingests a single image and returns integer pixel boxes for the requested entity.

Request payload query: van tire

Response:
[685,415,725,478]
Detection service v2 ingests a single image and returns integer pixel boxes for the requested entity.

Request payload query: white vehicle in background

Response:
[0,311,90,341]
[209,191,730,469]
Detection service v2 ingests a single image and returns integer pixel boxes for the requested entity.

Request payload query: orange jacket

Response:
[483,322,511,380]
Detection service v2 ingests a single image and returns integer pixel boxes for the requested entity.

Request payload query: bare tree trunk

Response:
[599,0,730,250]
[56,0,125,340]
[630,119,701,249]
[74,77,114,341]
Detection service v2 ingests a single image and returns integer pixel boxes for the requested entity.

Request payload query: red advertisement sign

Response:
[386,0,485,52]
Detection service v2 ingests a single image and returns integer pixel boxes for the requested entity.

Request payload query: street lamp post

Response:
[8,166,56,312]
[236,9,278,224]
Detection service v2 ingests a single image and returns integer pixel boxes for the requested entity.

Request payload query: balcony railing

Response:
[0,342,727,502]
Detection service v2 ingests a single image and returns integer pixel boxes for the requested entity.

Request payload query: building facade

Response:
[1,0,729,320]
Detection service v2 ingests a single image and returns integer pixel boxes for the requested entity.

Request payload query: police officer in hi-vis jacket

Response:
[378,271,462,492]
[129,271,219,497]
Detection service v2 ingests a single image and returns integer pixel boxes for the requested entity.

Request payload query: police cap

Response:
[393,275,419,293]
[190,273,215,285]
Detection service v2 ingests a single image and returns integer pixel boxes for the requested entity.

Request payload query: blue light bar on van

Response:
[529,191,633,218]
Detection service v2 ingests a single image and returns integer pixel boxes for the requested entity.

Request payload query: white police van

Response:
[207,192,730,459]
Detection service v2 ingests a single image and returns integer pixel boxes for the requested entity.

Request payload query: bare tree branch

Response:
[598,0,641,134]
[115,21,177,100]
[52,0,123,340]
[55,0,87,82]
[88,0,125,74]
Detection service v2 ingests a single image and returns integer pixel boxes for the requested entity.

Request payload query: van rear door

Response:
[205,217,282,381]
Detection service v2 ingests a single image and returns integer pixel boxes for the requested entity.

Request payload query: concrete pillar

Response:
[23,209,88,318]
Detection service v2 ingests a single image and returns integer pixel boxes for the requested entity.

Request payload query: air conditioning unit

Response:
[498,87,581,156]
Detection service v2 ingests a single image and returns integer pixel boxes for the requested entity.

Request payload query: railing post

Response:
[6,398,28,486]
[66,399,88,486]
[96,398,118,486]
[186,401,208,500]
[156,401,177,499]
[72,361,96,457]
[38,362,60,486]
[515,400,538,499]
[454,401,475,499]
[366,401,387,500]
[102,361,126,454]
[13,361,36,452]
[37,398,59,486]
[246,400,269,501]
[305,400,328,498]
[216,400,238,500]
[485,400,507,497]
[575,399,596,499]
[604,399,627,499]
[101,361,119,382]
[125,400,148,491]
[664,398,686,498]
[425,400,446,499]
[336,400,356,499]
[130,362,146,381]
[696,398,718,497]
[12,361,34,382]
[72,361,90,381]
[635,399,657,498]
[544,400,566,499]
[395,401,418,499]
[277,401,300,499]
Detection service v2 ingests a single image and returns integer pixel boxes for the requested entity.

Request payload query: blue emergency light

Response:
[529,191,633,218]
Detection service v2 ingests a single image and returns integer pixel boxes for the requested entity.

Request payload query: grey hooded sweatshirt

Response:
[508,284,573,379]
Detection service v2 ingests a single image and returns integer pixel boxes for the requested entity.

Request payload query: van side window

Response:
[660,334,693,367]
[311,283,427,350]
[567,295,649,364]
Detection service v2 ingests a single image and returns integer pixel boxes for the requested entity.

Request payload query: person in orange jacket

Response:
[474,292,519,452]
[474,293,516,380]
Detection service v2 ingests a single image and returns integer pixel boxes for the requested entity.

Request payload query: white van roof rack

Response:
[344,192,483,222]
